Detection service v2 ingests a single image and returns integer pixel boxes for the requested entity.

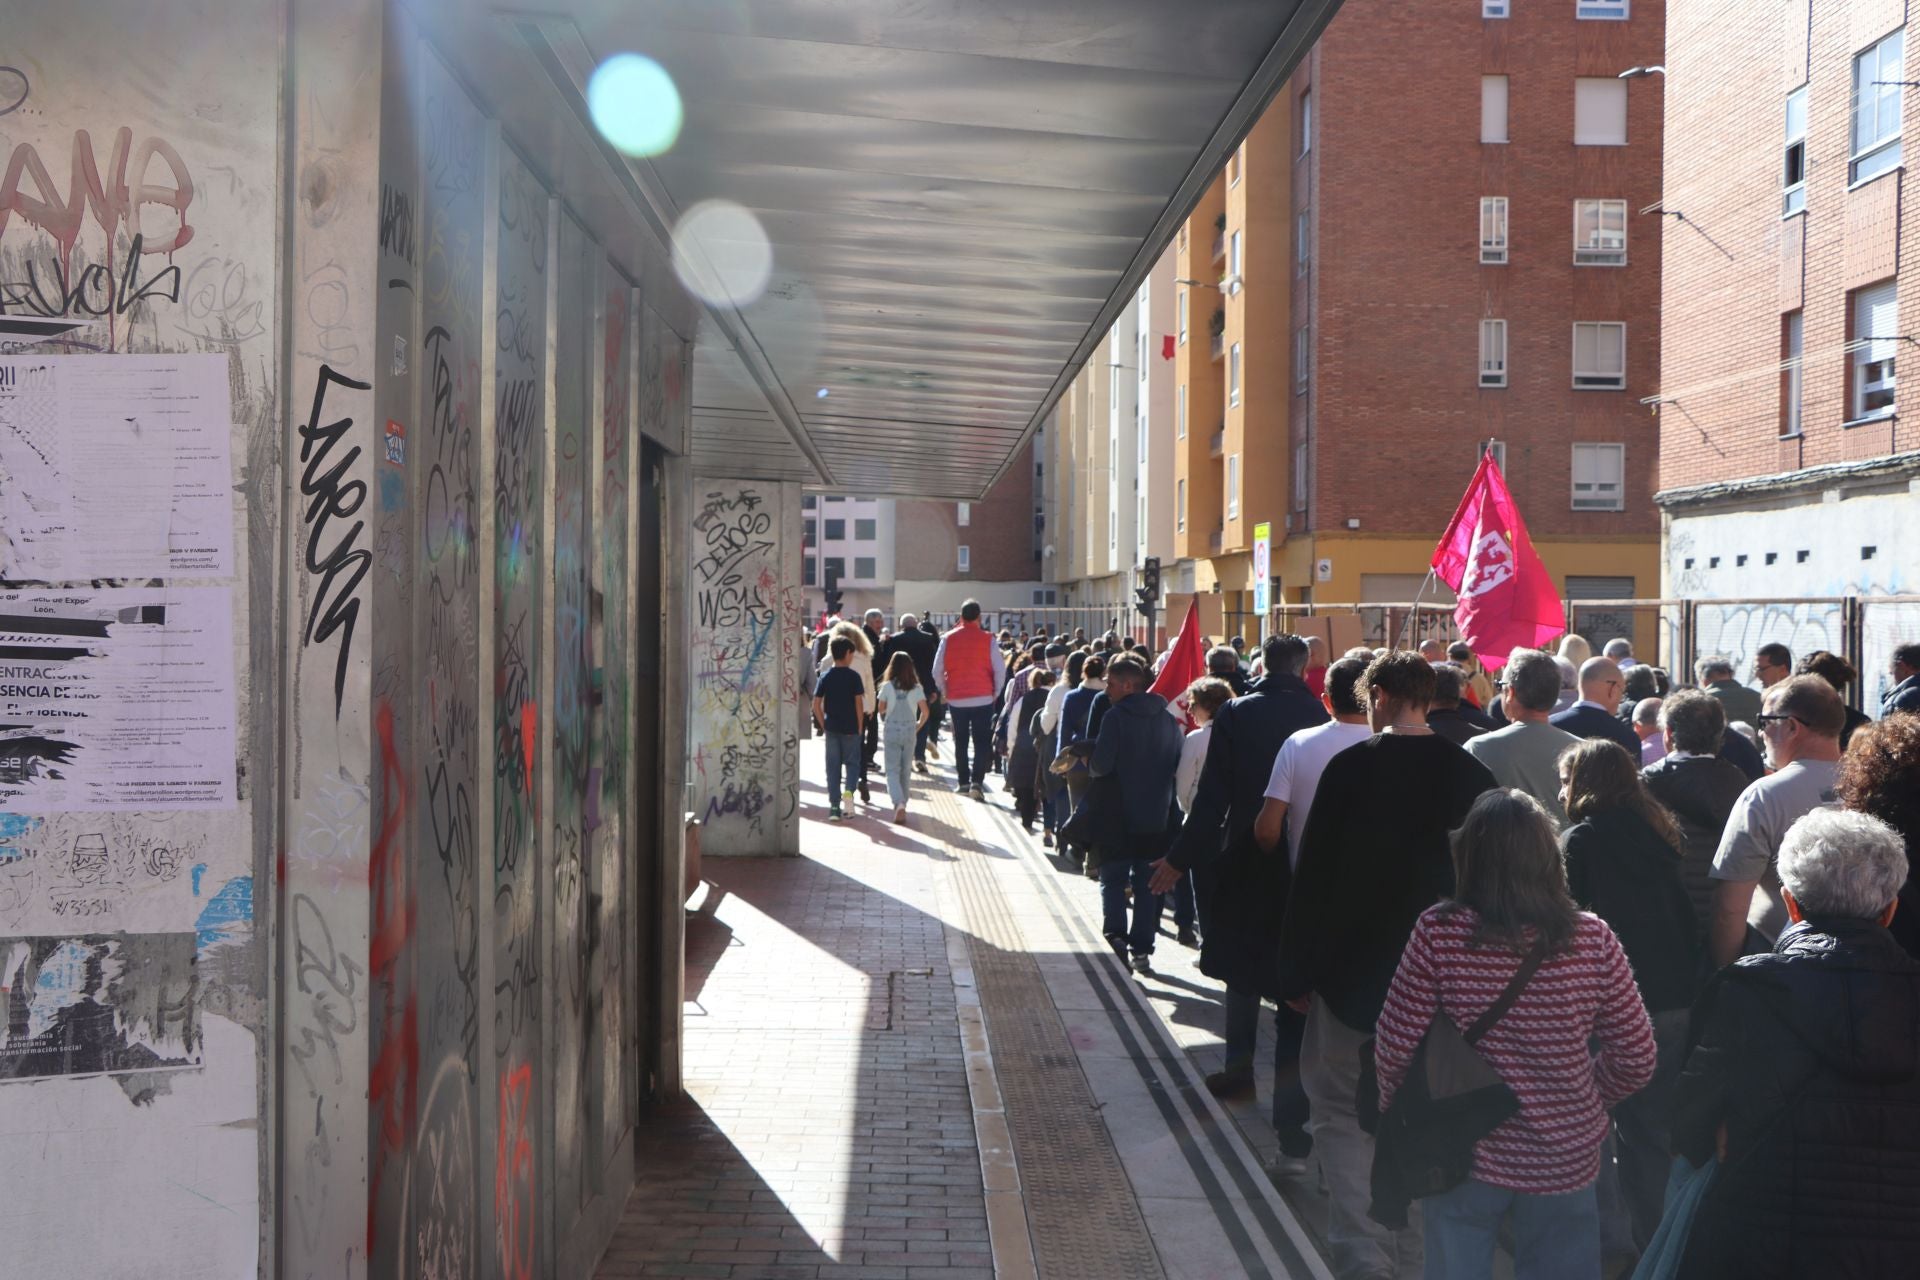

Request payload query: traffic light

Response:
[822,563,844,618]
[1134,556,1161,618]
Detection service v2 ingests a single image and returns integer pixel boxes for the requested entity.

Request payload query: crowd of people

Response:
[809,605,1920,1279]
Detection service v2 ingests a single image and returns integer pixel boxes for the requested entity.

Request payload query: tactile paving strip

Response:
[928,787,1167,1280]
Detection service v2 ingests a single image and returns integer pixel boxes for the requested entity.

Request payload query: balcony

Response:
[1208,429,1224,458]
[1212,231,1226,261]
[1210,332,1224,360]
[1208,524,1225,555]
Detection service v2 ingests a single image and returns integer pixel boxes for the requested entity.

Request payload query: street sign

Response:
[1252,522,1272,622]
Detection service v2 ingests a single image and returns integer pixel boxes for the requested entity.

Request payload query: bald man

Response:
[1549,655,1643,758]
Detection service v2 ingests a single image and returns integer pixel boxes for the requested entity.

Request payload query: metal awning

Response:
[513,0,1344,497]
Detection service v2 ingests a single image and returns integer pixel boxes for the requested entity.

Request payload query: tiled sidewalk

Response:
[597,742,1335,1280]
[596,764,993,1280]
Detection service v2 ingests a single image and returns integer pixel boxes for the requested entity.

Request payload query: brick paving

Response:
[596,764,994,1280]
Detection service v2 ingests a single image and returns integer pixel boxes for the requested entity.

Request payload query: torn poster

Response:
[0,933,201,1081]
[0,587,237,811]
[0,354,234,580]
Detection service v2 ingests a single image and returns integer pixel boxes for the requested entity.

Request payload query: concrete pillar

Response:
[688,479,806,855]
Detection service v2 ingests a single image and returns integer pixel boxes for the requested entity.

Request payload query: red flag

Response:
[1429,452,1565,669]
[1149,598,1208,728]
[1161,334,1176,360]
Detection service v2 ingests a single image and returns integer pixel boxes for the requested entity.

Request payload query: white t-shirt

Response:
[1176,723,1212,814]
[1264,719,1375,868]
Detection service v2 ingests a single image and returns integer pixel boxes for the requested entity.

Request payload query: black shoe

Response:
[1178,927,1200,948]
[1275,1124,1313,1160]
[1205,1067,1255,1099]
[1130,954,1154,976]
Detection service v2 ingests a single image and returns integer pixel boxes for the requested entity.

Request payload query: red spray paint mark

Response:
[495,1062,536,1280]
[520,702,537,793]
[365,701,416,1254]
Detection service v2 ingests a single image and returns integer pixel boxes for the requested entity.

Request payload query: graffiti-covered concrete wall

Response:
[690,480,804,856]
[0,1,697,1276]
[0,2,282,1274]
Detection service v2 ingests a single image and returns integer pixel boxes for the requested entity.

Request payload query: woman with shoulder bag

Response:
[1374,789,1656,1280]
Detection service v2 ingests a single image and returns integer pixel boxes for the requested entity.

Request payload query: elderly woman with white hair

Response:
[1668,808,1920,1278]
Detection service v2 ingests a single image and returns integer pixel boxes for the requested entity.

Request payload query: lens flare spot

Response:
[672,201,773,308]
[587,54,683,157]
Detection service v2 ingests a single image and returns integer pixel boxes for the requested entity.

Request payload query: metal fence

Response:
[1257,595,1920,712]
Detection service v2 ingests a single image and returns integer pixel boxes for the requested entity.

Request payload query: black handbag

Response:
[1364,938,1550,1229]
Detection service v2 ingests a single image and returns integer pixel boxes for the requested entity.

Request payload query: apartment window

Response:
[1574,79,1629,146]
[1480,196,1509,263]
[802,518,817,547]
[1228,145,1242,186]
[1782,310,1804,437]
[824,494,843,503]
[1571,444,1625,511]
[1783,85,1808,215]
[1296,210,1310,274]
[824,556,846,581]
[801,495,816,510]
[957,545,970,573]
[854,518,876,541]
[1851,279,1898,419]
[1138,495,1147,547]
[824,517,846,540]
[1480,439,1508,472]
[1229,230,1243,291]
[1295,326,1310,393]
[1229,342,1243,406]
[1293,442,1308,510]
[1573,199,1628,265]
[1177,478,1187,531]
[1139,329,1148,380]
[1109,510,1117,550]
[1481,76,1509,143]
[1177,385,1187,438]
[1573,321,1628,389]
[1853,29,1904,185]
[1577,0,1629,17]
[802,556,816,586]
[1300,90,1313,156]
[1484,0,1509,15]
[1480,318,1508,387]
[854,556,876,579]
[957,501,970,526]
[1227,453,1242,520]
[1178,290,1188,344]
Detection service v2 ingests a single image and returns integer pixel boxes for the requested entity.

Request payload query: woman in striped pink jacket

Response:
[1375,789,1656,1280]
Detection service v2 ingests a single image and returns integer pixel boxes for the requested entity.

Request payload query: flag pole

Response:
[1394,566,1439,652]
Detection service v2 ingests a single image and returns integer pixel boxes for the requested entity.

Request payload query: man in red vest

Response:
[932,599,1007,800]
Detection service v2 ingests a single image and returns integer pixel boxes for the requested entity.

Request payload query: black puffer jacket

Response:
[1674,918,1920,1278]
[1642,753,1750,932]
[1561,807,1700,1012]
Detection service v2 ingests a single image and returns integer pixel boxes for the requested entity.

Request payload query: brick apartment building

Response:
[1159,0,1667,649]
[892,439,1047,623]
[1658,0,1920,696]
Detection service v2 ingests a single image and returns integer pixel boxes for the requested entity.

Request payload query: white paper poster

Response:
[0,587,236,811]
[0,354,234,580]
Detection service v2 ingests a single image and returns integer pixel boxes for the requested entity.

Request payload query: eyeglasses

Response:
[1757,713,1801,729]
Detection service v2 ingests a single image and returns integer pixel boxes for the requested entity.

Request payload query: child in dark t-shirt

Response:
[813,637,866,820]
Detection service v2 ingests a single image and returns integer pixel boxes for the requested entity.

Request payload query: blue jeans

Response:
[1222,989,1310,1139]
[824,732,860,805]
[883,732,913,808]
[916,698,945,760]
[948,704,994,788]
[1422,1177,1600,1280]
[1098,857,1163,956]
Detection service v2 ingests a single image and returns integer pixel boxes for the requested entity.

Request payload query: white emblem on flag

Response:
[1460,528,1515,598]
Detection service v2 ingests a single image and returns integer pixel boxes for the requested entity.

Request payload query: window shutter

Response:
[1859,280,1899,364]
[1574,79,1628,145]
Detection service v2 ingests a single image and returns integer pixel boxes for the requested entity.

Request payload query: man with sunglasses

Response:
[1706,675,1844,968]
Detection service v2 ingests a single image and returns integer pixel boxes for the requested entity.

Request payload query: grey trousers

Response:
[1301,999,1422,1279]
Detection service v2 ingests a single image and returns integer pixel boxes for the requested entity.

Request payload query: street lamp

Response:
[1617,65,1666,78]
